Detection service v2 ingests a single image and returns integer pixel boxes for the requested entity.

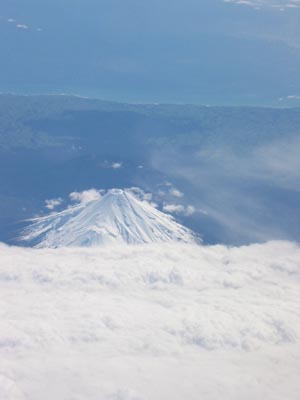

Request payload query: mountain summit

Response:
[21,189,198,248]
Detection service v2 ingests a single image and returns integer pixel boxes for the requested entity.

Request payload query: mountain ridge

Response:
[21,189,198,248]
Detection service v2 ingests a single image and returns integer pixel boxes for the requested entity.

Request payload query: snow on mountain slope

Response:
[21,189,197,247]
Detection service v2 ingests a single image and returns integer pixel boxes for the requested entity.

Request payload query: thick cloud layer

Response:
[0,241,299,399]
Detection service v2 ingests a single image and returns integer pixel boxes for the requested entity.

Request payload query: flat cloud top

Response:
[0,241,300,399]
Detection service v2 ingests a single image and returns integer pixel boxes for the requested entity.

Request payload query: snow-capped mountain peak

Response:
[21,189,198,247]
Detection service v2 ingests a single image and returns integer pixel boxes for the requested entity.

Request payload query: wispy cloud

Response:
[101,161,123,170]
[111,162,122,169]
[16,24,29,30]
[279,95,300,101]
[69,189,103,204]
[169,188,184,198]
[45,198,63,210]
[151,134,300,243]
[223,0,300,10]
[163,203,196,216]
[2,16,43,32]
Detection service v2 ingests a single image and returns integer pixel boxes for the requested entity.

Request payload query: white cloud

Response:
[287,95,300,99]
[223,0,300,9]
[185,205,196,216]
[111,162,122,169]
[163,203,196,216]
[16,24,29,29]
[45,198,63,210]
[0,374,24,400]
[163,204,185,214]
[69,188,102,204]
[169,188,184,198]
[158,181,173,187]
[102,161,123,170]
[5,17,42,32]
[0,241,299,399]
[163,204,197,217]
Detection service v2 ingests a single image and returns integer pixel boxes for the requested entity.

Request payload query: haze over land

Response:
[1,94,300,246]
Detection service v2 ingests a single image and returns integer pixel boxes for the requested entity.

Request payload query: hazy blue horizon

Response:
[1,0,300,107]
[1,87,300,108]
